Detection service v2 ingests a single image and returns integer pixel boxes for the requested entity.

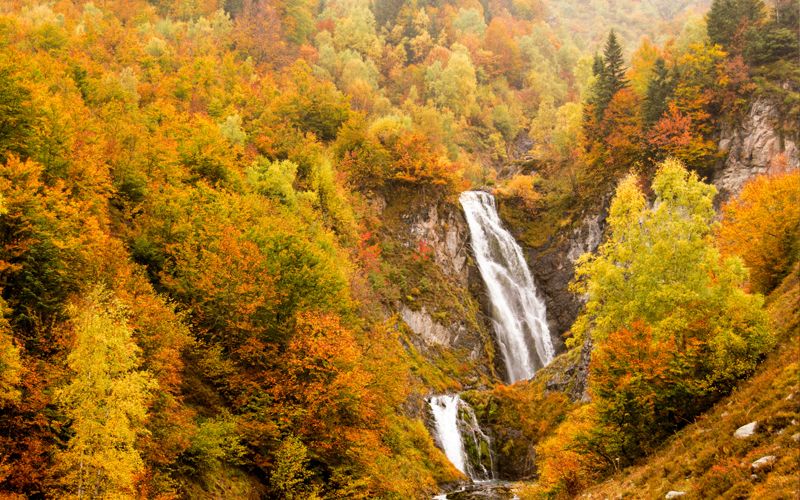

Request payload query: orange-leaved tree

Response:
[717,170,800,294]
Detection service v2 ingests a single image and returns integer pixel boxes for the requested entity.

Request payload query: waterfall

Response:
[429,395,468,475]
[429,395,494,481]
[459,191,555,382]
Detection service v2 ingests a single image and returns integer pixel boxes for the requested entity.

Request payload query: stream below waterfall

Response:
[428,191,556,498]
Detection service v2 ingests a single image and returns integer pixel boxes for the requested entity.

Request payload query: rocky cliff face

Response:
[715,98,799,200]
[501,204,607,348]
[380,187,606,386]
[389,95,797,386]
[405,203,470,286]
[379,192,498,384]
[501,98,798,356]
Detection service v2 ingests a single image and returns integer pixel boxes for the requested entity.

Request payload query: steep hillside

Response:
[0,0,797,498]
[580,267,799,499]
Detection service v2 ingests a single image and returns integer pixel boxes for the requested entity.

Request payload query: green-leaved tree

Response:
[571,158,772,381]
[570,158,773,464]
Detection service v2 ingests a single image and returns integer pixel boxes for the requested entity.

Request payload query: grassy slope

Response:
[580,268,800,499]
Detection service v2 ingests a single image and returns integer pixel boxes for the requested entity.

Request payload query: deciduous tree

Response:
[571,159,771,388]
[717,171,800,293]
[54,287,155,498]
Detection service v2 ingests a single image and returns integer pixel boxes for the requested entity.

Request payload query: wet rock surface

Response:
[511,206,607,350]
[435,481,518,499]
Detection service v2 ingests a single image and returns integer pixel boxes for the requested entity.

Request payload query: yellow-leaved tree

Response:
[550,159,774,480]
[0,194,21,408]
[54,287,155,498]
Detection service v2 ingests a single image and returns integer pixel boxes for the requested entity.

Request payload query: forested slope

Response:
[0,0,797,498]
[581,265,799,499]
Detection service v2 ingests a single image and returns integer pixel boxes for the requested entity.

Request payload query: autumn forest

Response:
[0,0,797,498]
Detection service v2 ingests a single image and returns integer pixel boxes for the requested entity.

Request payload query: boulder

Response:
[665,491,687,499]
[734,421,758,439]
[751,455,777,472]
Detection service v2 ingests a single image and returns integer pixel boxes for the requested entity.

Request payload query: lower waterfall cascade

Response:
[428,395,494,482]
[429,395,468,475]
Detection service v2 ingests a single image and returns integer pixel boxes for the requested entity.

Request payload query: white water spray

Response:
[459,191,555,382]
[429,394,494,481]
[429,394,468,475]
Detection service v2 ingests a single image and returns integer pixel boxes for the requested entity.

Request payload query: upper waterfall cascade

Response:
[459,191,555,382]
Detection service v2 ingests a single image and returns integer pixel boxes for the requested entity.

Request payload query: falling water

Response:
[459,191,555,382]
[429,394,494,481]
[429,395,468,474]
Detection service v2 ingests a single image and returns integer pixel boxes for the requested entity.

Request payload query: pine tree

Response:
[707,0,766,51]
[602,30,628,96]
[642,57,673,126]
[591,30,629,120]
[592,52,605,77]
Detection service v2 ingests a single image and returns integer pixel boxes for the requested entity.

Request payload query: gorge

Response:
[429,191,557,492]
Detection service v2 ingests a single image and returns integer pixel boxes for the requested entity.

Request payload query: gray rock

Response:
[539,334,593,403]
[400,306,454,347]
[751,455,777,472]
[715,98,799,201]
[566,214,603,264]
[665,491,687,499]
[517,207,608,342]
[791,433,800,443]
[383,193,497,382]
[408,204,469,284]
[734,421,758,439]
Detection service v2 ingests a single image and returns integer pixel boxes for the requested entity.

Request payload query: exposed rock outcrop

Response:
[379,191,498,383]
[399,305,487,365]
[540,333,593,402]
[715,98,799,200]
[407,203,470,285]
[514,207,607,345]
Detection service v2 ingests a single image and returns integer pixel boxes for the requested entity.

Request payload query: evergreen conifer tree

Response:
[591,30,629,120]
[642,58,673,126]
[707,0,766,50]
[602,30,628,96]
